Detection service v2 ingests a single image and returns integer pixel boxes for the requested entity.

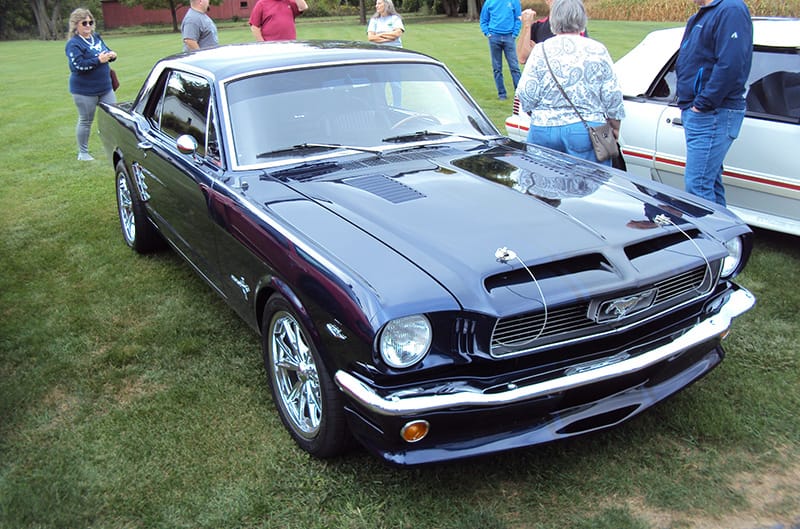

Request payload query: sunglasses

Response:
[81,20,94,27]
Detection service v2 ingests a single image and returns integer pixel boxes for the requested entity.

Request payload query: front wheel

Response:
[262,294,350,458]
[115,160,161,253]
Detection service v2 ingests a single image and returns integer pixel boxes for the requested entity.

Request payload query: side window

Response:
[142,72,169,127]
[645,54,678,103]
[160,71,212,156]
[745,48,800,123]
[207,104,222,166]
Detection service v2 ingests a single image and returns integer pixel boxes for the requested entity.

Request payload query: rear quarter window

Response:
[745,47,800,123]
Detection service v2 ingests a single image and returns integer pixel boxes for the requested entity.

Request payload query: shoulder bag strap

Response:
[542,44,590,131]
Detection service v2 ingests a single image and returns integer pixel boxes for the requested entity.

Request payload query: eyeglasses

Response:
[81,20,94,27]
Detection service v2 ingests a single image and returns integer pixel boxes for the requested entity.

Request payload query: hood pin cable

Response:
[653,213,713,294]
[495,247,549,344]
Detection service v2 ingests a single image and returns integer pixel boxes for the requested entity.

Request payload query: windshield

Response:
[225,62,498,167]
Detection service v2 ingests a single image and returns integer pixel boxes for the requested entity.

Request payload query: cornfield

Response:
[520,0,800,22]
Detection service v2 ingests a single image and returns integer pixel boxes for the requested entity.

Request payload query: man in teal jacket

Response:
[480,0,522,100]
[675,0,753,206]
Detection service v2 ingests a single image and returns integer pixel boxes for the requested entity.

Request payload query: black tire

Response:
[262,294,350,458]
[115,160,161,253]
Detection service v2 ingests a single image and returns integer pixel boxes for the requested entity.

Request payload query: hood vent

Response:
[344,174,426,203]
[625,229,702,261]
[484,253,610,292]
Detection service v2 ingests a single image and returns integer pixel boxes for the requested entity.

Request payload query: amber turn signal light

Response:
[400,420,430,443]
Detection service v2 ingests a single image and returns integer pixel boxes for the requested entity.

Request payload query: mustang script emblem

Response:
[592,289,657,323]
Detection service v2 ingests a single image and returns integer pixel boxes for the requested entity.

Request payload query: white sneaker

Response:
[77,152,95,161]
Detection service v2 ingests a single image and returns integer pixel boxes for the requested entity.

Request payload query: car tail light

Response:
[512,96,521,116]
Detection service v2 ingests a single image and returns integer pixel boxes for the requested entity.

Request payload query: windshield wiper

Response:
[257,142,382,159]
[381,130,505,144]
[381,130,453,143]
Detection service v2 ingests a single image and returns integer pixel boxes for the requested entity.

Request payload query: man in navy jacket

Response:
[675,0,752,206]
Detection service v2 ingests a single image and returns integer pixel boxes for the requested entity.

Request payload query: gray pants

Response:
[72,90,116,155]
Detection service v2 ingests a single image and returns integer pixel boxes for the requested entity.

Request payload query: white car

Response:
[506,18,800,236]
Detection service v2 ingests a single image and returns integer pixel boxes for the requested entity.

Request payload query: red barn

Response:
[101,0,252,30]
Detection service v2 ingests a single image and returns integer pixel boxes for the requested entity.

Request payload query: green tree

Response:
[118,0,222,32]
[466,0,481,21]
[28,0,65,39]
[22,0,99,40]
[440,0,459,15]
[0,0,35,39]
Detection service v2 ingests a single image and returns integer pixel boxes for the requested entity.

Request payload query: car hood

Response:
[272,143,740,317]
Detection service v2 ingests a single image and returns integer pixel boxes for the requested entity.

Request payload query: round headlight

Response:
[721,236,743,278]
[379,315,432,369]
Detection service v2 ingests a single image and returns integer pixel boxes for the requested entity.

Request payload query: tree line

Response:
[1,0,484,41]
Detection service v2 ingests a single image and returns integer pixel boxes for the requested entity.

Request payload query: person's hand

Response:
[520,9,536,26]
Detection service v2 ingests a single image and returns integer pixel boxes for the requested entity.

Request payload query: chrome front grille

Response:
[492,304,592,348]
[491,266,711,358]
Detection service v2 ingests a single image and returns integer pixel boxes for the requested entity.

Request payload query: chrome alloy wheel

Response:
[269,311,322,439]
[116,171,136,245]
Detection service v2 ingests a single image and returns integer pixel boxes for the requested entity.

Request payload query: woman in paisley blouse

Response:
[515,0,623,165]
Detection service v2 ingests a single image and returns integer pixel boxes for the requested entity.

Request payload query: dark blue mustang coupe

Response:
[98,41,755,465]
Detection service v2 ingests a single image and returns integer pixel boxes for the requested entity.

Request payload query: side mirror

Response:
[176,134,198,155]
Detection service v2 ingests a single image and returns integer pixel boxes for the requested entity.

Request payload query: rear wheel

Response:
[115,160,161,253]
[263,294,350,458]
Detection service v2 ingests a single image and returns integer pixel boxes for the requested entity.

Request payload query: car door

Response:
[643,47,800,234]
[135,69,228,293]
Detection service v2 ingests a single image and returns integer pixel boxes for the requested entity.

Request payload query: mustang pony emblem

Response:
[594,289,657,323]
[230,275,250,301]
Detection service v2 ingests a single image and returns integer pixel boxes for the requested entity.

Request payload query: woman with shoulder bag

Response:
[65,8,118,161]
[515,0,623,166]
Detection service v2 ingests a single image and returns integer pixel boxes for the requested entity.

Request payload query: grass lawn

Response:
[1,17,798,529]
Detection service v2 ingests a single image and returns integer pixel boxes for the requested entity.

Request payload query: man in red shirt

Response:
[249,0,308,41]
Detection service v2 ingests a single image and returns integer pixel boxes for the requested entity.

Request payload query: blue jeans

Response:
[682,107,745,206]
[527,121,612,166]
[488,34,521,98]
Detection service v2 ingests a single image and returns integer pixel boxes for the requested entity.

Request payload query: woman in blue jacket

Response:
[65,8,118,161]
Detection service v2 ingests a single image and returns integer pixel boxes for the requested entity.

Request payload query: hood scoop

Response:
[344,174,426,204]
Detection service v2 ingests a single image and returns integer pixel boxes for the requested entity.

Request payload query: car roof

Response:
[752,17,800,47]
[614,18,800,97]
[158,40,440,80]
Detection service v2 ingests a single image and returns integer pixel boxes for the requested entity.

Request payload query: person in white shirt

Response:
[368,0,404,48]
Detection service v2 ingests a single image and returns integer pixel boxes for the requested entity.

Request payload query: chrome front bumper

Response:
[334,287,755,417]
